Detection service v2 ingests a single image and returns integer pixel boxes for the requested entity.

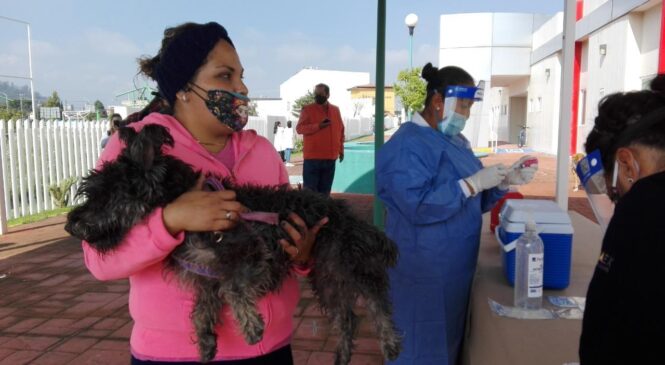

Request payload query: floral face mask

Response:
[190,83,250,132]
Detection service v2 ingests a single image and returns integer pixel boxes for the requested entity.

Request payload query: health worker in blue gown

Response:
[377,63,538,365]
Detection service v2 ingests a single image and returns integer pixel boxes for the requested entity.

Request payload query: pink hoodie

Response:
[82,113,298,362]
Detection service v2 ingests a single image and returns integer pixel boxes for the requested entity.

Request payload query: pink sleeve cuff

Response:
[149,207,185,252]
[292,259,314,277]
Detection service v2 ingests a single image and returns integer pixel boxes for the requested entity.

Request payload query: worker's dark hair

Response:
[421,63,474,107]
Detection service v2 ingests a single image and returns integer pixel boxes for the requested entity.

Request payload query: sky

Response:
[0,0,563,108]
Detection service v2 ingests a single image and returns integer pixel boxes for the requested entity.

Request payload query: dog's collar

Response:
[204,177,280,225]
[173,255,222,279]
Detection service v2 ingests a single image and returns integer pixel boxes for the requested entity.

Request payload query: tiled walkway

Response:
[0,195,382,365]
[1,148,595,364]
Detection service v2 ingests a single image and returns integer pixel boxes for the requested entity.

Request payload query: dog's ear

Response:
[125,124,174,169]
[118,127,137,145]
[142,124,175,149]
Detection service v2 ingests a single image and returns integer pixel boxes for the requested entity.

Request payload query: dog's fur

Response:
[66,124,402,365]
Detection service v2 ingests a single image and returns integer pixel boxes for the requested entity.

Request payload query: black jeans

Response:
[130,345,293,365]
[302,159,336,195]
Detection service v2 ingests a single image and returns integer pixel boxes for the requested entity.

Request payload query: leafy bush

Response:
[48,177,79,208]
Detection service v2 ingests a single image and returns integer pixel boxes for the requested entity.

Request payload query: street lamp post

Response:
[404,13,418,120]
[0,15,37,121]
[0,92,9,110]
[19,93,24,119]
[405,13,418,70]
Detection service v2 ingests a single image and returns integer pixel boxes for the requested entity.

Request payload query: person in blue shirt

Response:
[377,63,537,364]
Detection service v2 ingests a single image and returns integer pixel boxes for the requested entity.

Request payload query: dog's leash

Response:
[204,177,280,225]
[172,255,223,279]
[174,177,281,278]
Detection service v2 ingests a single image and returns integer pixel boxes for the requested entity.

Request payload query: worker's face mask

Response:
[438,112,468,136]
[575,149,616,234]
[190,83,250,132]
[437,81,485,137]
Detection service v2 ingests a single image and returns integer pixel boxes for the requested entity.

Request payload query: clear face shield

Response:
[575,149,616,234]
[438,81,485,136]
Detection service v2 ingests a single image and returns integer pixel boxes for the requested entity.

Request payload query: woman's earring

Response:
[627,177,634,184]
[180,95,188,102]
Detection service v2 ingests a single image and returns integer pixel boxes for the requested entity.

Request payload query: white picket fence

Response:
[0,119,106,222]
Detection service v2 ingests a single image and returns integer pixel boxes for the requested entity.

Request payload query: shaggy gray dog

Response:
[66,124,402,364]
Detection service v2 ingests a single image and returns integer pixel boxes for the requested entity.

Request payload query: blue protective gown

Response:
[377,117,506,365]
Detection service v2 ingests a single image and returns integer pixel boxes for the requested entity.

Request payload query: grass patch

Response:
[7,207,72,227]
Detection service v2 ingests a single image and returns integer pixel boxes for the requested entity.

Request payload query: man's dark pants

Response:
[302,159,336,195]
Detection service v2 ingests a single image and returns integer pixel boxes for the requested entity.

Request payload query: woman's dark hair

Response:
[584,74,665,173]
[287,120,292,128]
[421,63,475,107]
[138,23,202,82]
[136,22,233,112]
[273,121,281,134]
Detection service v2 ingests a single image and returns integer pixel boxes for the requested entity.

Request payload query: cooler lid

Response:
[499,199,572,225]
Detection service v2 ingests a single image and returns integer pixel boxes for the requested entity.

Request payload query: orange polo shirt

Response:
[296,102,345,160]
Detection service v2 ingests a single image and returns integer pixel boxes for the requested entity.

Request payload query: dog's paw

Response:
[243,319,265,345]
[382,339,402,361]
[198,338,218,363]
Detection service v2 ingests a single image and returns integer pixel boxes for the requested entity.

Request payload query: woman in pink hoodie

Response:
[82,22,327,364]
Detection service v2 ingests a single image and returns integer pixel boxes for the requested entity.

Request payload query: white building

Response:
[279,68,370,118]
[252,97,288,119]
[439,12,549,148]
[440,0,663,154]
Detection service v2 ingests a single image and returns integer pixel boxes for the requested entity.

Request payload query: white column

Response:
[0,120,7,234]
[555,0,577,211]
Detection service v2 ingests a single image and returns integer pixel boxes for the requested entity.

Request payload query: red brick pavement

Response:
[0,147,598,365]
[0,200,384,365]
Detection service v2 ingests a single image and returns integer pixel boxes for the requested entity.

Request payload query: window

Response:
[536,97,542,113]
[578,89,587,125]
[528,98,533,113]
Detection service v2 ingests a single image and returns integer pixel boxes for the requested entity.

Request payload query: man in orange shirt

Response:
[296,83,345,195]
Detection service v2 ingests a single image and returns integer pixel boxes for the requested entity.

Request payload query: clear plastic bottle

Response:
[514,219,544,310]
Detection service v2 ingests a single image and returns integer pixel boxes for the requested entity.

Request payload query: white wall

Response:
[584,0,611,16]
[439,12,538,147]
[279,69,370,119]
[532,13,564,50]
[254,99,287,119]
[527,53,562,154]
[108,105,143,120]
[640,4,662,79]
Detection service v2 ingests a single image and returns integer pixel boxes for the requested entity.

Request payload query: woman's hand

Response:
[279,212,328,265]
[162,177,247,236]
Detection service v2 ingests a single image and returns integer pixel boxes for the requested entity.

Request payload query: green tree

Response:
[0,107,22,120]
[291,91,315,118]
[393,67,426,116]
[94,100,108,119]
[44,91,63,108]
[248,101,258,117]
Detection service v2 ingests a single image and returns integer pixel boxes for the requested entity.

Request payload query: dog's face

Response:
[119,124,175,169]
[66,124,198,252]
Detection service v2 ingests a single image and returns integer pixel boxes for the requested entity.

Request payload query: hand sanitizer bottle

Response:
[514,219,544,310]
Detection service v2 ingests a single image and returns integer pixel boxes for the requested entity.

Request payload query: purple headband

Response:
[154,22,235,106]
